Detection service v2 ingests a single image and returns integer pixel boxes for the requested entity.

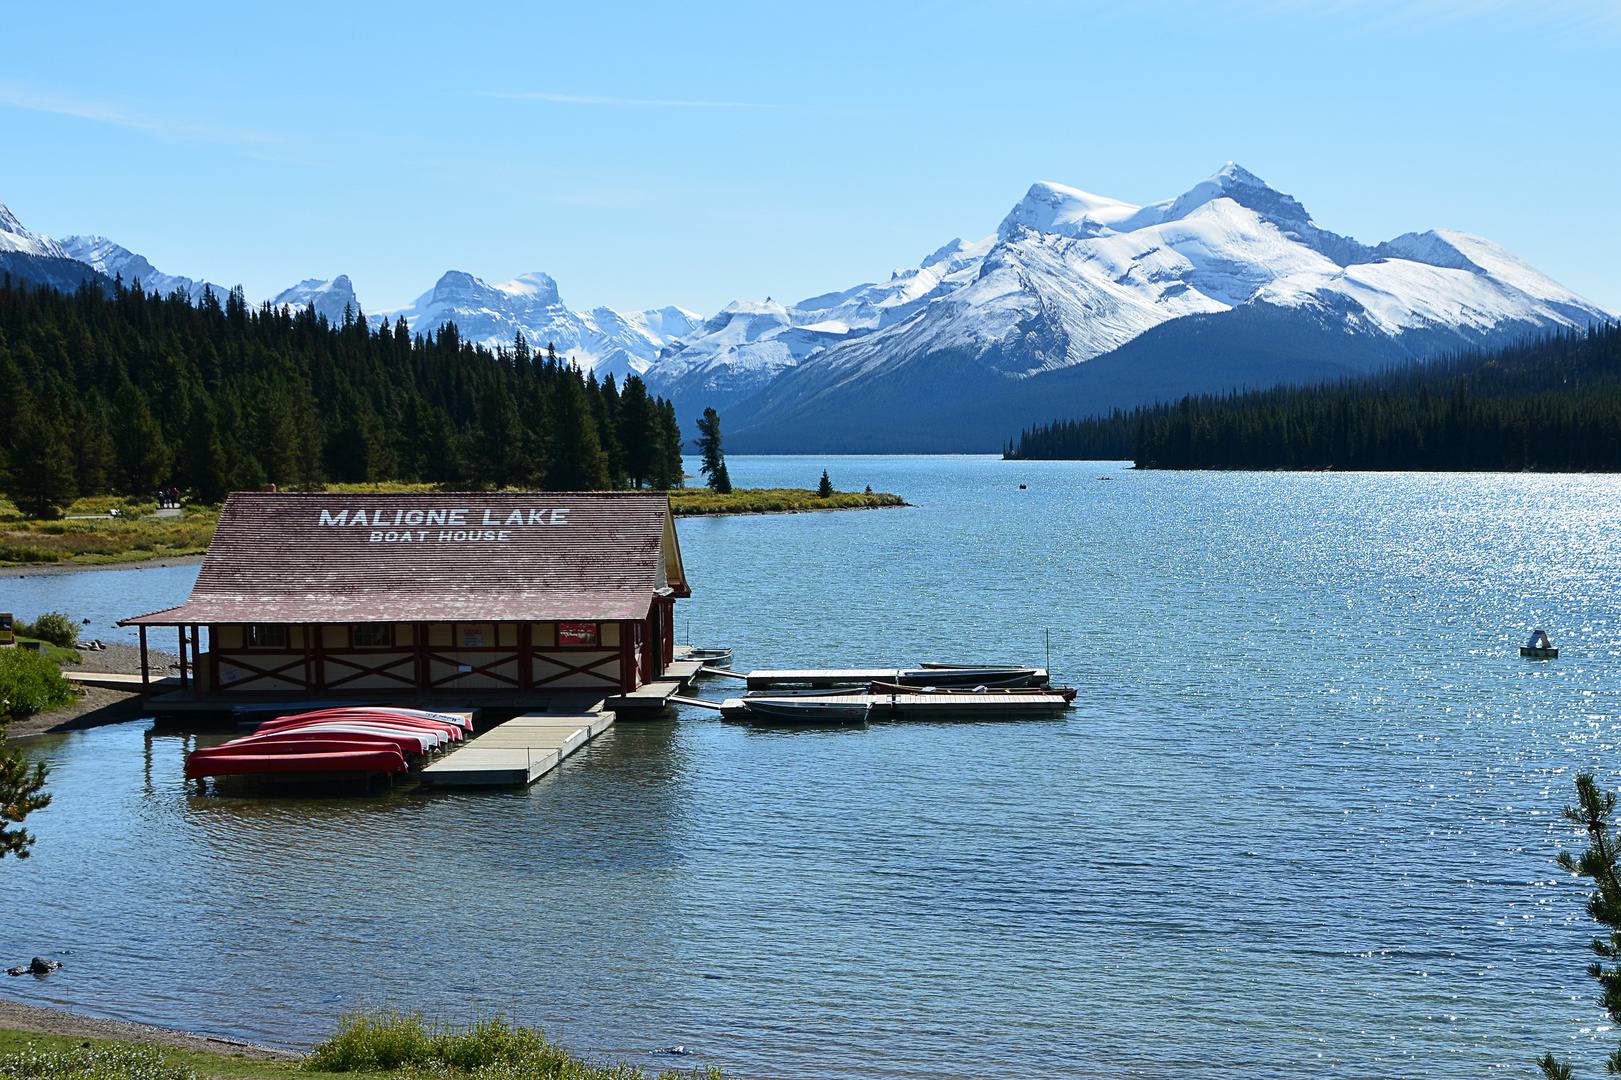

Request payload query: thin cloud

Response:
[1241,0,1621,35]
[0,82,285,147]
[487,91,778,109]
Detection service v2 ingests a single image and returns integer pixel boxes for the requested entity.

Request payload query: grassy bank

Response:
[669,488,906,515]
[0,484,906,567]
[0,1010,720,1080]
[0,496,218,568]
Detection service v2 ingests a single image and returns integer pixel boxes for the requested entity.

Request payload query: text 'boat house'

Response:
[120,491,690,707]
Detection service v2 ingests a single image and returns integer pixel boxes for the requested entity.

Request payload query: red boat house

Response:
[120,490,690,706]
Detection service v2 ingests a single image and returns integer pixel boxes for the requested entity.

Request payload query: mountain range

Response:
[2,163,1612,452]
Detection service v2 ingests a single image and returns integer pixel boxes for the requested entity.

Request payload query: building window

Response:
[353,624,392,649]
[461,626,485,649]
[558,622,598,646]
[246,624,288,648]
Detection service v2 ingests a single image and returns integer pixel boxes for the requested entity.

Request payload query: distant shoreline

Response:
[2,555,206,578]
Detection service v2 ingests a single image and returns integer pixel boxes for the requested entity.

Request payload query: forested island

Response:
[1006,321,1621,471]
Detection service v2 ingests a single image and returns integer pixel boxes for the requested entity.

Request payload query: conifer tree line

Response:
[0,275,687,517]
[1006,322,1621,472]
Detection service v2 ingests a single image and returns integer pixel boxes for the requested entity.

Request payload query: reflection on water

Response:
[3,457,1620,1078]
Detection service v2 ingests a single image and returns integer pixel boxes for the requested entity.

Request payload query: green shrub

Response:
[26,612,78,648]
[0,1043,195,1080]
[0,648,77,716]
[303,1009,721,1080]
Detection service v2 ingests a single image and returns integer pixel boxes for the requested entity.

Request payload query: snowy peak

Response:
[271,275,359,324]
[61,234,228,302]
[0,202,69,259]
[998,182,1144,241]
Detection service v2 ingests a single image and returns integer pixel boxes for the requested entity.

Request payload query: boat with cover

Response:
[917,662,1029,670]
[739,697,873,725]
[867,680,1077,703]
[688,647,733,668]
[893,667,1045,688]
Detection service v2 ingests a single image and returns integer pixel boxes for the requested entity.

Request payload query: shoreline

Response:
[2,555,206,578]
[0,998,298,1059]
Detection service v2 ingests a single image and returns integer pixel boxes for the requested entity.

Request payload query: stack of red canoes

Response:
[184,707,473,780]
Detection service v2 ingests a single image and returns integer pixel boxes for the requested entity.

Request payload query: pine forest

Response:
[0,275,687,518]
[1006,322,1621,472]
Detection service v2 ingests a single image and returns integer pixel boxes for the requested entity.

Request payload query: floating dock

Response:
[602,658,705,716]
[714,692,1070,722]
[421,711,614,787]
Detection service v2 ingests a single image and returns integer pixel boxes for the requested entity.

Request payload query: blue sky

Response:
[3,0,1618,317]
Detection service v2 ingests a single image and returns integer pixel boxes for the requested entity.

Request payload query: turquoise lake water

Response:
[2,455,1619,1078]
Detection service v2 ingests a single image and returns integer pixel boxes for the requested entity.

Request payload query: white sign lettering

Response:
[319,507,567,542]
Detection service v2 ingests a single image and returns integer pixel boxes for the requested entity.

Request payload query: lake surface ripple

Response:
[2,456,1618,1078]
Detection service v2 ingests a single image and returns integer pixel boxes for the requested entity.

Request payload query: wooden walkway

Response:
[62,670,181,691]
[421,711,614,787]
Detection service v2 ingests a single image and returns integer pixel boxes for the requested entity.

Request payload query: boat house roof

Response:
[122,491,689,627]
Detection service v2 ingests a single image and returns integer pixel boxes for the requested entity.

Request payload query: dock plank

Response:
[422,712,611,787]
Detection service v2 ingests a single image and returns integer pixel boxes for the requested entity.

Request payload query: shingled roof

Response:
[122,491,688,626]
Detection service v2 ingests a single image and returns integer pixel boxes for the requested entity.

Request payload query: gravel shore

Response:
[0,999,298,1059]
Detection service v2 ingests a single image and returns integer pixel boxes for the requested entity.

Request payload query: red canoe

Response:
[230,728,427,757]
[258,710,463,741]
[186,748,407,779]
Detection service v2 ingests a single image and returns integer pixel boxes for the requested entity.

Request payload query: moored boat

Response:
[868,680,1077,703]
[186,748,408,780]
[893,667,1045,688]
[740,697,872,726]
[688,647,734,668]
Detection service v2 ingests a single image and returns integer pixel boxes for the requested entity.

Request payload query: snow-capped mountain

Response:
[372,270,702,383]
[0,203,69,258]
[648,163,1614,452]
[270,275,360,325]
[60,235,228,304]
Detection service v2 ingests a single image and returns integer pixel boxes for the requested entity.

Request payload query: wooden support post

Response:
[311,623,326,691]
[178,626,188,691]
[209,625,221,694]
[519,622,532,693]
[416,623,429,692]
[139,625,150,703]
[619,620,634,692]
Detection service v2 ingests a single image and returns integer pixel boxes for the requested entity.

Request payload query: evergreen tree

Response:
[471,383,530,488]
[0,712,51,858]
[655,399,684,489]
[1541,773,1621,1079]
[617,375,657,488]
[546,372,610,490]
[696,407,731,494]
[178,394,230,503]
[1,412,78,518]
[109,382,171,494]
[817,469,833,497]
